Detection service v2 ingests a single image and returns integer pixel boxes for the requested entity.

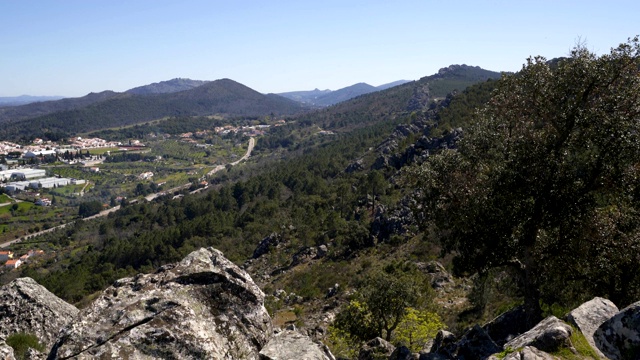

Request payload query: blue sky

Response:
[1,0,638,97]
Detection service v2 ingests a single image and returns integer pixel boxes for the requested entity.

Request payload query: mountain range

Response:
[0,95,66,107]
[0,66,500,141]
[277,80,411,107]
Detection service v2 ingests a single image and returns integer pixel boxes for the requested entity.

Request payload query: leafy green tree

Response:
[333,270,430,343]
[409,38,640,325]
[78,200,103,218]
[394,308,444,352]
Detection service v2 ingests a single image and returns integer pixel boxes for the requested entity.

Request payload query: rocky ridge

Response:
[1,248,639,359]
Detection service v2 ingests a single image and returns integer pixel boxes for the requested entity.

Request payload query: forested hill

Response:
[0,91,120,124]
[126,78,209,95]
[278,80,412,107]
[0,79,307,141]
[287,64,501,132]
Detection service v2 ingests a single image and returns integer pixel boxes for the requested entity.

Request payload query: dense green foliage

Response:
[409,38,640,324]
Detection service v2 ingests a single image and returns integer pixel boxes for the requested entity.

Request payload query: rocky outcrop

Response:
[48,247,272,359]
[429,326,500,360]
[594,301,640,360]
[504,316,573,353]
[493,346,555,360]
[358,337,395,360]
[259,330,335,360]
[416,261,454,290]
[566,297,618,358]
[0,340,16,360]
[482,305,529,346]
[0,278,79,348]
[253,232,282,259]
[388,345,413,360]
[454,325,501,360]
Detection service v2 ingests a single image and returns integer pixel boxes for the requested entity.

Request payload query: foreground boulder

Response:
[482,305,528,346]
[48,248,272,359]
[0,340,16,360]
[566,297,618,358]
[358,337,396,360]
[504,316,572,353]
[594,301,640,360]
[0,278,79,348]
[259,330,335,360]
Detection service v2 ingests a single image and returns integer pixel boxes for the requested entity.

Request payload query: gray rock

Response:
[0,278,79,349]
[358,337,395,360]
[505,316,573,353]
[491,346,555,360]
[482,305,529,346]
[48,247,272,359]
[0,340,16,360]
[454,325,501,360]
[253,232,282,259]
[429,329,456,356]
[389,345,414,360]
[565,297,618,359]
[594,300,640,360]
[259,330,335,360]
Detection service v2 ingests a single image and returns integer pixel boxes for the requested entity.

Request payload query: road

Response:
[207,137,255,176]
[0,138,256,248]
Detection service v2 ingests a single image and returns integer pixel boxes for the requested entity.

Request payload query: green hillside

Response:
[0,79,306,141]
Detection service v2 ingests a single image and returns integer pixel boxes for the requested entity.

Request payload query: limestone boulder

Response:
[504,316,573,353]
[594,301,640,360]
[48,247,272,359]
[454,325,501,360]
[565,297,618,358]
[358,337,395,360]
[259,330,335,360]
[0,278,79,348]
[0,340,16,360]
[482,305,529,346]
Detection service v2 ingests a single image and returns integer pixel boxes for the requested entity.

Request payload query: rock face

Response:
[565,297,618,358]
[259,330,335,360]
[48,247,272,359]
[429,326,499,360]
[253,232,282,259]
[0,340,16,360]
[594,301,640,360]
[494,346,555,360]
[358,337,395,360]
[482,305,529,346]
[504,316,573,353]
[0,278,79,348]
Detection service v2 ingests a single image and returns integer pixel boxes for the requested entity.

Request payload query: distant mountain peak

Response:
[126,78,210,95]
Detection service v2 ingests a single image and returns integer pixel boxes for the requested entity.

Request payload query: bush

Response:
[5,332,45,359]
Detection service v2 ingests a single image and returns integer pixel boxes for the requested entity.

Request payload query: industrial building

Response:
[0,168,46,181]
[29,177,71,189]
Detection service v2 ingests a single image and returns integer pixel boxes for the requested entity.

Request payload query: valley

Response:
[0,46,639,359]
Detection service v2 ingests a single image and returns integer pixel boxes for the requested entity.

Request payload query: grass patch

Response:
[551,325,600,359]
[0,194,12,203]
[5,332,45,359]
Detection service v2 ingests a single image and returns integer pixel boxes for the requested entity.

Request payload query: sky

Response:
[1,0,638,97]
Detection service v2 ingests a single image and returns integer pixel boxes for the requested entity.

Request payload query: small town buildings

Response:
[4,259,21,269]
[23,150,57,158]
[35,198,52,206]
[29,177,71,189]
[0,168,46,181]
[0,251,13,262]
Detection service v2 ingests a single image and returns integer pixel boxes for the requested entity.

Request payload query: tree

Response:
[333,270,430,342]
[409,38,640,326]
[78,200,103,218]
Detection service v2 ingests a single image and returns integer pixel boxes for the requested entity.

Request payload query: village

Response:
[0,249,44,270]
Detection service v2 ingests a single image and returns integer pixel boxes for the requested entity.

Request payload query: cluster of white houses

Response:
[0,168,85,194]
[0,250,44,270]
